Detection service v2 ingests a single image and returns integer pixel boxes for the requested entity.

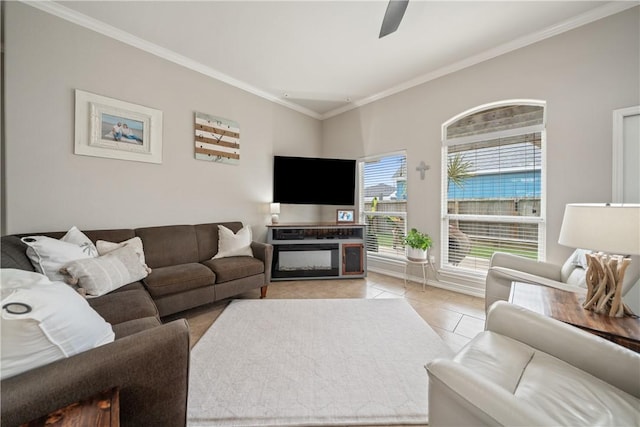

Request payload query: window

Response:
[441,101,546,275]
[358,152,407,260]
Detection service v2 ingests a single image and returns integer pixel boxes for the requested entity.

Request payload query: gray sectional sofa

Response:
[0,221,273,426]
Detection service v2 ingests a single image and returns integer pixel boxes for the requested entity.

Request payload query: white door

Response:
[613,106,640,203]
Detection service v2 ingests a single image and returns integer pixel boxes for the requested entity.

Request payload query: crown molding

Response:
[21,0,636,121]
[321,1,639,119]
[21,0,322,120]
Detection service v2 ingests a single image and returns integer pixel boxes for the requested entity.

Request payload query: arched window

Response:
[441,100,546,276]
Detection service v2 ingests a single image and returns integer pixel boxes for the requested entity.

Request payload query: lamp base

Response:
[583,253,634,317]
[271,214,279,224]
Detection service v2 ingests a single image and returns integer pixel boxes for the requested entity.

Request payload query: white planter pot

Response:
[406,247,428,261]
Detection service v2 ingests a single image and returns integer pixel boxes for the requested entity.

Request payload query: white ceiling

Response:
[37,1,637,119]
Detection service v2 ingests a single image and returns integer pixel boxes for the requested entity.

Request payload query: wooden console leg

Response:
[260,286,268,299]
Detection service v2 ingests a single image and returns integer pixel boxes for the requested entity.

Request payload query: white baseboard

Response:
[367,257,485,299]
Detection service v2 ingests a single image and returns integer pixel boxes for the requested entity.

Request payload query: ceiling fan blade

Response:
[379,0,409,38]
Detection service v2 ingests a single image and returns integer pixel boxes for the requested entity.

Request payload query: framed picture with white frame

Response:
[336,209,355,223]
[74,89,163,164]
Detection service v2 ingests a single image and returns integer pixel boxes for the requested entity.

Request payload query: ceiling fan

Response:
[379,0,409,38]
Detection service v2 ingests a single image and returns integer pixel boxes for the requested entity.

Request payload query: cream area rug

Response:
[187,298,453,427]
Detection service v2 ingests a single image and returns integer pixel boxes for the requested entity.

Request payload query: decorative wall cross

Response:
[416,161,430,180]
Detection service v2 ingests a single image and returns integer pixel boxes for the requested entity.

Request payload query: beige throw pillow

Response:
[212,225,253,259]
[60,246,149,297]
[96,237,151,273]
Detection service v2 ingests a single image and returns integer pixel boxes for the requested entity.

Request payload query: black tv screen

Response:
[273,156,356,205]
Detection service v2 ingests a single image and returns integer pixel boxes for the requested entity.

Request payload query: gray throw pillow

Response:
[60,245,148,297]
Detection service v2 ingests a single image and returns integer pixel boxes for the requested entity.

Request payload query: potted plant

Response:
[403,228,432,261]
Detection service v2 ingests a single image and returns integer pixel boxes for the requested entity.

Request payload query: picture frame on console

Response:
[74,89,163,164]
[337,209,355,223]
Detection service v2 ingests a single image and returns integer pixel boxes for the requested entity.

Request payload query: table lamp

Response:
[558,203,640,317]
[270,203,280,224]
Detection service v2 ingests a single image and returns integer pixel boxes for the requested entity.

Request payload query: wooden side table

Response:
[509,281,640,352]
[20,388,119,427]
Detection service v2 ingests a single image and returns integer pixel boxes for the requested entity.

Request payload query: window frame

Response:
[440,100,547,277]
[358,151,408,262]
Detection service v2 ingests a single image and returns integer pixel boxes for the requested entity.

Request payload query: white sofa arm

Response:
[486,301,640,398]
[485,252,570,311]
[426,358,557,426]
[490,252,563,279]
[489,267,587,293]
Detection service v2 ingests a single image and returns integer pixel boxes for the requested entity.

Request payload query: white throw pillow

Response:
[212,225,253,259]
[60,246,149,297]
[96,236,151,273]
[62,226,98,257]
[22,235,94,282]
[0,269,115,380]
[560,248,592,284]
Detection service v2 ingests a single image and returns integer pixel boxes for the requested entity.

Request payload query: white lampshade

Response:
[558,203,640,255]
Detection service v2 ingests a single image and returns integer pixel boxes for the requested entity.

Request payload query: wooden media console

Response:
[267,223,367,281]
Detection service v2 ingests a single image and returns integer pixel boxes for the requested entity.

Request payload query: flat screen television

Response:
[273,155,356,205]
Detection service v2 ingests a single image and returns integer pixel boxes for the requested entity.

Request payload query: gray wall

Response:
[322,7,640,281]
[2,2,322,238]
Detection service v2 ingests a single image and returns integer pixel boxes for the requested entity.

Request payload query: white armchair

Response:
[484,249,639,312]
[426,301,640,426]
[484,249,586,312]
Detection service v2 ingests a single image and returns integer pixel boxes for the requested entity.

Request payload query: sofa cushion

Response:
[517,350,639,426]
[1,236,36,271]
[202,256,264,284]
[136,225,199,268]
[453,331,535,393]
[88,286,159,324]
[112,316,161,339]
[0,269,114,380]
[109,281,146,293]
[457,330,640,426]
[143,263,215,298]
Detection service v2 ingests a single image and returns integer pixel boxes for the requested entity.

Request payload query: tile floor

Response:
[168,271,487,353]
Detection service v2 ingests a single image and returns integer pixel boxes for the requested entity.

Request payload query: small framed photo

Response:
[336,209,355,223]
[74,89,163,164]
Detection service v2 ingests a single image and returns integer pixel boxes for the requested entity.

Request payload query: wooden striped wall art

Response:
[194,112,240,165]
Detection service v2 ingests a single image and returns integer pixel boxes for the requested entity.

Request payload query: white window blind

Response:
[442,102,546,275]
[358,152,407,259]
